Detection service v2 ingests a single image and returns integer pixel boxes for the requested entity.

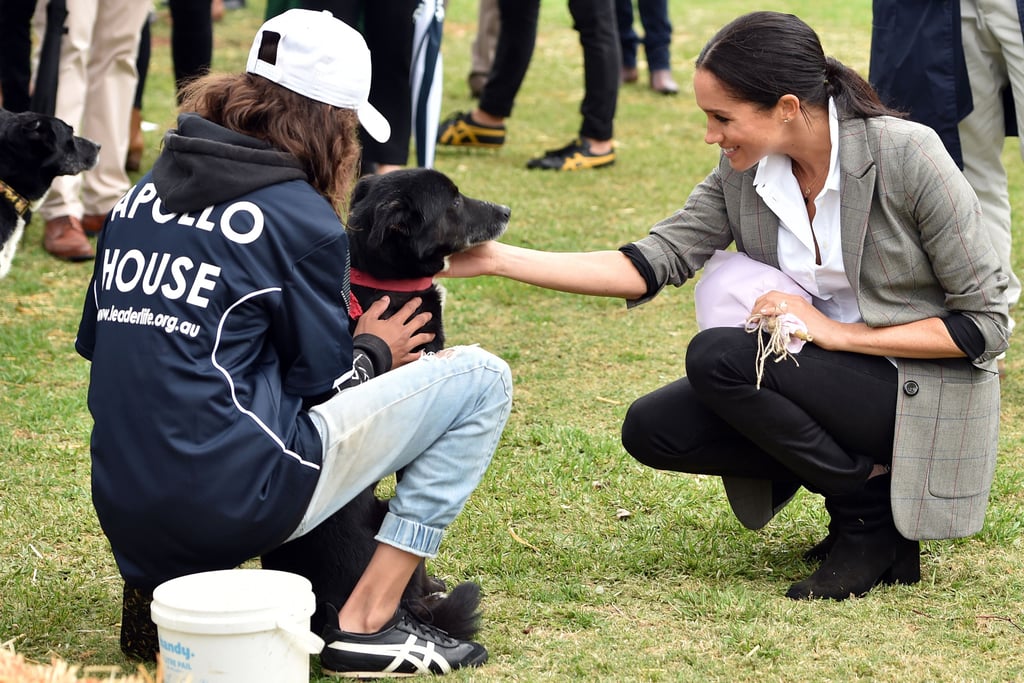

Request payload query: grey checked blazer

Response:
[630,116,1010,540]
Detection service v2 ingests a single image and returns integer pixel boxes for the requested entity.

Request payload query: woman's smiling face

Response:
[694,68,784,172]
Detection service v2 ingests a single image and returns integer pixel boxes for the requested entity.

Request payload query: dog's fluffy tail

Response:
[407,581,483,641]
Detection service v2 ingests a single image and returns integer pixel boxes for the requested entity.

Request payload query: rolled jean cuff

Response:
[376,511,444,558]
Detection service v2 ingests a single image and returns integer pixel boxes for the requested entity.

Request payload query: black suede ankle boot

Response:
[803,494,840,562]
[802,519,838,562]
[787,476,920,600]
[120,582,158,661]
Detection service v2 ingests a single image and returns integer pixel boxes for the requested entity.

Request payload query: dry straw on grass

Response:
[0,643,160,683]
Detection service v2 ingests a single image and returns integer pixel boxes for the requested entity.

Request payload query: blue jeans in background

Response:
[616,0,673,71]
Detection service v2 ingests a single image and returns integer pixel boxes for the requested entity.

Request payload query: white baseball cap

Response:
[246,9,391,143]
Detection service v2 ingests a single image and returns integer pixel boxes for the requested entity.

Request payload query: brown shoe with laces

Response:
[82,213,106,236]
[126,106,144,172]
[43,215,94,261]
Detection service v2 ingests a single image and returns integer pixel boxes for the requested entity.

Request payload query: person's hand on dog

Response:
[443,241,501,278]
[355,296,435,368]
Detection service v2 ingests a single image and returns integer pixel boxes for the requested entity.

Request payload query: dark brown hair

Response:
[178,73,362,216]
[696,11,903,121]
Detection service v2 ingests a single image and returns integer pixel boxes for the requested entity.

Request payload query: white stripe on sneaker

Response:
[327,634,454,675]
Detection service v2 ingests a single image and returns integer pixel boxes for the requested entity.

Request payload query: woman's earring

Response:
[783,117,791,124]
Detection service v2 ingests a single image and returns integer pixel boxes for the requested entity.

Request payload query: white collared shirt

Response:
[752,99,862,323]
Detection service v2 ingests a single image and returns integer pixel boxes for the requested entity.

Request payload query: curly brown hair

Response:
[178,73,362,217]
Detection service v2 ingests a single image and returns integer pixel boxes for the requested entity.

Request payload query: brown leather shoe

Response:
[650,69,679,95]
[43,216,95,261]
[621,66,639,84]
[126,107,144,172]
[82,213,106,236]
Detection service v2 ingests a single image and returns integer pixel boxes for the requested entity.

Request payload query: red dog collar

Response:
[347,268,434,321]
[349,268,434,292]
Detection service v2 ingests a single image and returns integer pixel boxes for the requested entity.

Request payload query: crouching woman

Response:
[444,11,1009,600]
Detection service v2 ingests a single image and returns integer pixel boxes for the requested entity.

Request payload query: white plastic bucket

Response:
[151,569,324,683]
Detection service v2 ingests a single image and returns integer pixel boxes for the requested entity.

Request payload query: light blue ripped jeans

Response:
[288,345,513,558]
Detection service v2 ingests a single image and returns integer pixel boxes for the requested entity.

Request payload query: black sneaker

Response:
[320,606,488,678]
[526,138,616,171]
[436,111,506,148]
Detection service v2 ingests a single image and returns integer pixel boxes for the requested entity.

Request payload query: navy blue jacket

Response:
[869,0,1023,168]
[76,115,359,589]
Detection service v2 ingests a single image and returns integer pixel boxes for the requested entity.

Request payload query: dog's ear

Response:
[367,198,419,248]
[23,117,45,137]
[22,117,54,148]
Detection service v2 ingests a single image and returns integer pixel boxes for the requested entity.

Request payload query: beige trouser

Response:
[959,0,1024,308]
[470,0,500,76]
[35,0,151,220]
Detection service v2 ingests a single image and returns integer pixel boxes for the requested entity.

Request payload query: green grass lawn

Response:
[2,1,1023,681]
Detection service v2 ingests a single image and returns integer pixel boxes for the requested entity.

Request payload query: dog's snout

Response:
[486,202,510,223]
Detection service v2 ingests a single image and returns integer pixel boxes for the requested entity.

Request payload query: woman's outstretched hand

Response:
[443,241,500,278]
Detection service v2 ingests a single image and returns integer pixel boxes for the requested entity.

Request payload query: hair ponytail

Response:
[824,57,903,119]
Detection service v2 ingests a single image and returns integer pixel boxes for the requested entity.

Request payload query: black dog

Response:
[346,167,511,351]
[262,169,510,640]
[0,108,99,278]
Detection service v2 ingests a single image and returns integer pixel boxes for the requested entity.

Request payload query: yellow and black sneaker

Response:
[526,138,616,171]
[437,111,506,148]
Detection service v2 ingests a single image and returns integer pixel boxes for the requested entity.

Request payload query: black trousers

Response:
[0,0,38,112]
[569,0,620,141]
[301,0,418,166]
[621,327,898,497]
[169,0,213,96]
[480,0,619,141]
[479,0,540,119]
[133,2,211,108]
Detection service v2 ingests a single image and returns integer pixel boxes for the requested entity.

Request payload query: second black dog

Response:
[0,108,99,278]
